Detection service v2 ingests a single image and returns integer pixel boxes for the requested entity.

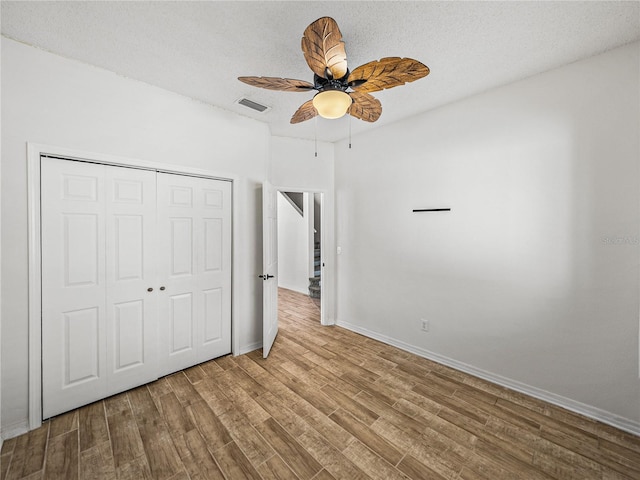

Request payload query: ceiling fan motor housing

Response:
[313,72,350,93]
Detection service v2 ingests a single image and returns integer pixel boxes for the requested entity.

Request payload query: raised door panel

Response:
[170,218,194,277]
[204,219,223,272]
[113,300,145,371]
[41,158,108,418]
[113,215,144,282]
[170,293,194,354]
[203,288,223,345]
[63,307,100,386]
[64,214,99,286]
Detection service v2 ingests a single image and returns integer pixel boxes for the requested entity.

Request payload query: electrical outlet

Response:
[421,319,429,332]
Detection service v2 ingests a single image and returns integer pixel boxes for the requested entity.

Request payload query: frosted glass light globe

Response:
[312,90,352,119]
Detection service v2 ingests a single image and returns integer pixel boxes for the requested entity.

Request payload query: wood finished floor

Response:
[2,288,639,480]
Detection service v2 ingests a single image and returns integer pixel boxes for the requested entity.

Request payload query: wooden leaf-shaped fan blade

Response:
[348,57,430,93]
[301,17,348,80]
[290,100,318,124]
[348,92,381,122]
[238,76,315,92]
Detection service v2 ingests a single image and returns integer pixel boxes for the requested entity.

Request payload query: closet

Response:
[40,157,231,418]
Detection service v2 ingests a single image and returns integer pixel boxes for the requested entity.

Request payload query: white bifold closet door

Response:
[157,173,232,376]
[41,158,231,418]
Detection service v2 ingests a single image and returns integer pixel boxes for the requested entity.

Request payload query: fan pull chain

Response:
[314,117,318,157]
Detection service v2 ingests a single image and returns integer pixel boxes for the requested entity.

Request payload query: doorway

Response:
[276,190,324,324]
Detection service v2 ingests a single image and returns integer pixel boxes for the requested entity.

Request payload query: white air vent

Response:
[236,97,270,113]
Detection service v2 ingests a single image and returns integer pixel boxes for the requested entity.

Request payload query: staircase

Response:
[309,243,321,299]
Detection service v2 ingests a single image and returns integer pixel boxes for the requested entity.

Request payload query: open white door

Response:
[262,181,278,357]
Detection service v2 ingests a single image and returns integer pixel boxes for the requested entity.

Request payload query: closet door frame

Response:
[27,143,239,430]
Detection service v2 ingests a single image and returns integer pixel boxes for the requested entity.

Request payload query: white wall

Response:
[1,38,269,435]
[270,136,334,189]
[277,192,310,294]
[335,42,640,431]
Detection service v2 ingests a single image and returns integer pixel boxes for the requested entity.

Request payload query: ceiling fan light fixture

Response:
[312,90,352,119]
[239,17,429,125]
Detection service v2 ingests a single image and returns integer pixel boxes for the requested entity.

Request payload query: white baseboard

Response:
[1,419,29,441]
[237,340,262,356]
[336,319,640,437]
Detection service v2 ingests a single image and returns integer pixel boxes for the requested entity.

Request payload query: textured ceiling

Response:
[2,1,639,142]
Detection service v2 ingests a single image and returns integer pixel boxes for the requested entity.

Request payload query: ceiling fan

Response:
[239,16,430,124]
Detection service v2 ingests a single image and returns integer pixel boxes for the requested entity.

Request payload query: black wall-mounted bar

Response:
[413,208,451,212]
